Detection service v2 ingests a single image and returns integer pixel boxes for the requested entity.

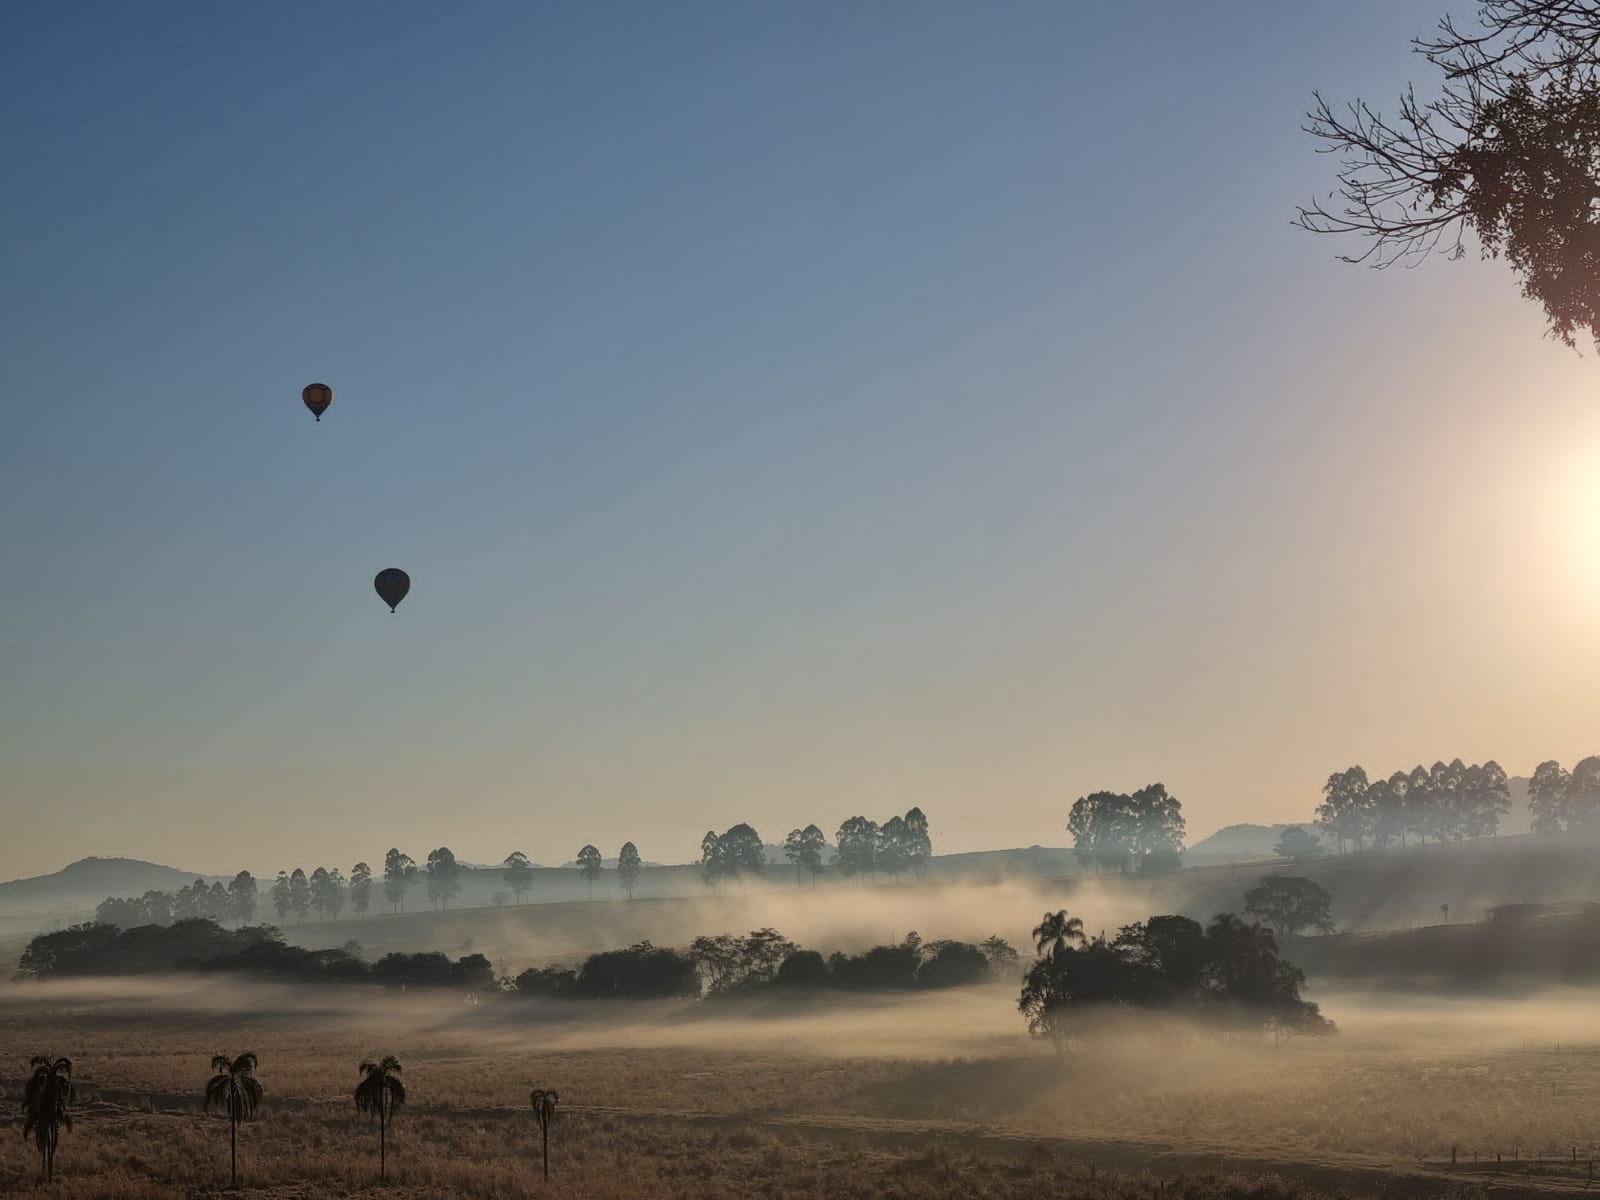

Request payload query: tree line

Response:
[700,808,933,886]
[87,812,939,929]
[18,916,1017,1003]
[511,927,1017,999]
[1066,784,1186,874]
[1316,761,1510,851]
[91,841,655,929]
[1528,758,1600,834]
[20,920,494,990]
[1018,907,1331,1040]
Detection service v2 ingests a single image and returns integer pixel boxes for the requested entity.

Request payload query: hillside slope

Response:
[0,858,224,937]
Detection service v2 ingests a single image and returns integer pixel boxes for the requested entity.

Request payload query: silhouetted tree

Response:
[1202,913,1327,1030]
[1298,2,1600,348]
[425,847,461,910]
[1317,767,1371,853]
[1462,760,1511,837]
[877,815,912,875]
[1032,910,1085,960]
[503,851,533,904]
[349,862,372,917]
[530,1088,559,1182]
[572,942,698,997]
[96,896,147,928]
[22,1055,73,1182]
[701,824,765,885]
[1273,826,1322,861]
[917,941,990,988]
[903,806,933,874]
[1570,755,1600,828]
[722,824,765,875]
[699,830,721,887]
[383,848,417,913]
[617,842,641,899]
[354,1056,406,1182]
[1244,875,1335,937]
[271,871,292,921]
[1113,915,1209,1004]
[228,871,257,926]
[1530,759,1572,833]
[783,825,827,886]
[691,928,797,995]
[834,816,879,876]
[143,888,172,924]
[310,867,346,920]
[1019,910,1328,1042]
[204,1051,262,1189]
[776,949,830,987]
[575,845,602,898]
[206,881,230,921]
[1066,786,1186,874]
[981,935,1020,970]
[1366,775,1406,848]
[287,868,310,923]
[1405,764,1434,842]
[828,934,924,990]
[174,879,207,921]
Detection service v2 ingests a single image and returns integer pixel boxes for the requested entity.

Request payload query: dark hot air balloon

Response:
[374,568,410,613]
[303,383,333,422]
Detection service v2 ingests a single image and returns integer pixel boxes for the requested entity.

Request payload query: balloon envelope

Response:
[302,383,333,421]
[374,568,410,612]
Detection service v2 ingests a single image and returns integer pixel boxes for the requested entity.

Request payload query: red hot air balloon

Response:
[374,568,411,612]
[302,383,333,422]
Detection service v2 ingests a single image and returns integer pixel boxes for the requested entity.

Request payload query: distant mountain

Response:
[0,857,225,937]
[1185,824,1303,865]
[0,856,221,901]
[1186,775,1534,866]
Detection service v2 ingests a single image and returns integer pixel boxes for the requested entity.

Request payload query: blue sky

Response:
[4,2,1599,880]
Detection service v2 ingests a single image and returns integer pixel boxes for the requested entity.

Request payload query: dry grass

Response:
[3,979,1599,1197]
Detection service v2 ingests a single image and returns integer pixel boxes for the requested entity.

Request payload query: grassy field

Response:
[6,977,1600,1198]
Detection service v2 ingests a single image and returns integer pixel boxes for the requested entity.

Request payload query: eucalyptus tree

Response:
[227,871,258,926]
[783,825,827,886]
[576,844,602,898]
[288,868,311,922]
[616,842,641,899]
[22,1055,74,1182]
[503,851,534,903]
[530,1087,560,1181]
[383,848,417,913]
[271,870,292,920]
[354,1055,407,1182]
[425,847,462,910]
[349,861,373,916]
[204,1051,263,1189]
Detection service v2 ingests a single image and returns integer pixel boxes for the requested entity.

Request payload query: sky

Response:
[4,2,1600,883]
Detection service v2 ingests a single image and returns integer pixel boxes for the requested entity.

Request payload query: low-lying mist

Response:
[280,876,1158,973]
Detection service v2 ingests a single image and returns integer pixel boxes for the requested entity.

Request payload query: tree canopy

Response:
[1298,1,1600,347]
[1067,785,1186,874]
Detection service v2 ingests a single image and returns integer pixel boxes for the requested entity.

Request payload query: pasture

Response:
[5,977,1600,1198]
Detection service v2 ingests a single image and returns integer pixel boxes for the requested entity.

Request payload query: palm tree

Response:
[22,1055,74,1182]
[204,1051,263,1189]
[530,1088,559,1181]
[354,1055,406,1182]
[1032,910,1085,960]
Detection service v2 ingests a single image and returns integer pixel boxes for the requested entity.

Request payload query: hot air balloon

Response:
[302,383,333,422]
[374,568,410,613]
